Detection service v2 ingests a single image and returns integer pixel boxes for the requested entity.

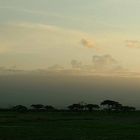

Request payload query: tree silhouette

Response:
[101,100,120,110]
[112,103,122,111]
[68,104,74,111]
[44,105,55,111]
[85,104,100,111]
[121,106,136,112]
[31,104,44,110]
[68,104,84,111]
[12,105,28,112]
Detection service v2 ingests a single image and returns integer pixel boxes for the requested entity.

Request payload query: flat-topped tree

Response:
[85,104,100,111]
[101,100,120,110]
[68,104,84,111]
[31,104,44,110]
[12,105,28,112]
[44,105,55,111]
[121,106,136,112]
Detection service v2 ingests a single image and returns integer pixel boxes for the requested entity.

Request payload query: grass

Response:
[0,111,140,140]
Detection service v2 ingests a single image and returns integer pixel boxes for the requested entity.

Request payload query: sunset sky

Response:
[0,0,140,72]
[1,1,140,108]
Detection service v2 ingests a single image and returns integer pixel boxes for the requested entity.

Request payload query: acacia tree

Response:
[100,100,120,110]
[85,104,100,111]
[44,105,55,111]
[12,105,28,112]
[31,104,44,110]
[68,104,84,111]
[112,103,122,111]
[121,106,136,112]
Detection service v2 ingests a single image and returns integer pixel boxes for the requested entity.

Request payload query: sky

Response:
[1,75,140,109]
[1,1,140,108]
[0,0,140,71]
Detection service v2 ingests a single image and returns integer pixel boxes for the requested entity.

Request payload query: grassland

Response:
[0,111,140,140]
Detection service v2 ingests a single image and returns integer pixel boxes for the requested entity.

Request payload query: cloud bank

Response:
[70,55,123,73]
[125,40,140,49]
[92,55,123,72]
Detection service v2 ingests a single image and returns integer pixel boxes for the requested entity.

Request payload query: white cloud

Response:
[125,40,140,49]
[69,55,123,73]
[92,55,123,72]
[81,38,96,49]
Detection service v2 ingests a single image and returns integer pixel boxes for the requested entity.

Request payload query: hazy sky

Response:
[1,1,140,108]
[1,75,140,108]
[0,0,140,71]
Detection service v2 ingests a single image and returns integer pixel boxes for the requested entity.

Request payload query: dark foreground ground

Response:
[0,111,140,140]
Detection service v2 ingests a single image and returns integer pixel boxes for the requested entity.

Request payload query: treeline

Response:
[68,100,136,112]
[1,100,136,112]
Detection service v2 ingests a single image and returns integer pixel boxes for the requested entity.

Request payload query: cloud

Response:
[48,64,64,71]
[70,55,123,73]
[92,55,123,72]
[0,22,90,53]
[71,59,94,71]
[81,38,96,49]
[125,40,140,48]
[81,38,103,51]
[11,22,59,32]
[71,60,82,69]
[0,22,100,69]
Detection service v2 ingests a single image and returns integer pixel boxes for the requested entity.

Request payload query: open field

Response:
[0,111,139,140]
